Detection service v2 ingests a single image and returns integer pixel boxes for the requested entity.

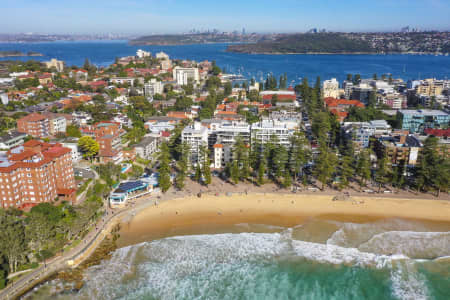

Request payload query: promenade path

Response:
[0,192,159,300]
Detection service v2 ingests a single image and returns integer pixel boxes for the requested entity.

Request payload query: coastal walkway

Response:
[0,194,155,300]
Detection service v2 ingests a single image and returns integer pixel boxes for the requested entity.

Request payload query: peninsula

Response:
[0,50,43,58]
[130,32,261,45]
[226,32,450,55]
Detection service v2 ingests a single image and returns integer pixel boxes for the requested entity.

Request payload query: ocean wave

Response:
[359,231,450,259]
[390,260,429,300]
[75,232,437,299]
[326,218,434,248]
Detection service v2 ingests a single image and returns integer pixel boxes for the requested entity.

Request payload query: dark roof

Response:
[0,131,27,143]
[135,136,157,147]
[116,180,146,193]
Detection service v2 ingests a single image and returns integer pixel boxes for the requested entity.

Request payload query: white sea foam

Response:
[359,231,450,259]
[35,218,447,300]
[390,260,429,300]
[327,218,431,248]
[76,231,435,299]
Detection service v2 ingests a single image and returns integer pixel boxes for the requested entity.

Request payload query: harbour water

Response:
[25,218,450,300]
[1,41,450,84]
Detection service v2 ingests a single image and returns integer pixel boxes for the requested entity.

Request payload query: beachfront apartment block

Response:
[173,67,200,85]
[372,133,422,166]
[0,140,76,210]
[397,109,450,134]
[342,120,392,150]
[250,119,292,147]
[182,122,208,165]
[210,121,251,169]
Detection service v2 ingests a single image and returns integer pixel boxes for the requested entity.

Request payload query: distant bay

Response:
[1,40,449,84]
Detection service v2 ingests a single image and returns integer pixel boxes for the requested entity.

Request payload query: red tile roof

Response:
[20,113,47,122]
[324,97,364,108]
[424,128,450,137]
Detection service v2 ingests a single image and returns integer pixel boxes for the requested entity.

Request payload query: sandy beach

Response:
[117,193,450,247]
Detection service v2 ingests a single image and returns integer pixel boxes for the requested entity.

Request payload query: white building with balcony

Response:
[182,122,208,165]
[173,67,200,85]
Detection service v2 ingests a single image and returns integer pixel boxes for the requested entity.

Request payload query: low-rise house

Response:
[144,117,180,134]
[109,180,152,206]
[69,69,88,82]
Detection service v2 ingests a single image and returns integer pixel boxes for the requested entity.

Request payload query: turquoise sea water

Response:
[25,218,450,300]
[1,41,450,84]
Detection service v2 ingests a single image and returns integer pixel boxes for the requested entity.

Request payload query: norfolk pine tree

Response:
[158,142,172,193]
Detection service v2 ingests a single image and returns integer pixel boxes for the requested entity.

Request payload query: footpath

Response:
[0,203,137,299]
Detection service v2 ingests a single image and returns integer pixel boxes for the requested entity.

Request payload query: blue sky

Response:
[2,0,450,34]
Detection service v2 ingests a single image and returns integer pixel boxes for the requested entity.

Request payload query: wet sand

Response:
[117,193,450,247]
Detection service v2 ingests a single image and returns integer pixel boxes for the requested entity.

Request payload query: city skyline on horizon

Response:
[1,0,450,35]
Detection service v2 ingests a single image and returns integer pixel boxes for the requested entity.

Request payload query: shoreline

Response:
[225,50,448,55]
[117,193,450,248]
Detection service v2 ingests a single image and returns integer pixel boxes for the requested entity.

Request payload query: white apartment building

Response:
[156,52,170,60]
[0,93,8,105]
[144,79,164,97]
[250,119,292,147]
[49,116,67,135]
[111,77,143,86]
[160,59,172,71]
[62,142,82,163]
[0,131,27,150]
[136,49,151,58]
[323,78,340,98]
[45,58,64,72]
[134,136,159,160]
[210,121,251,169]
[182,122,209,165]
[342,120,392,149]
[173,66,200,85]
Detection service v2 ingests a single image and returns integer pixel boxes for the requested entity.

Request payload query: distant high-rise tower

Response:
[242,28,246,35]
